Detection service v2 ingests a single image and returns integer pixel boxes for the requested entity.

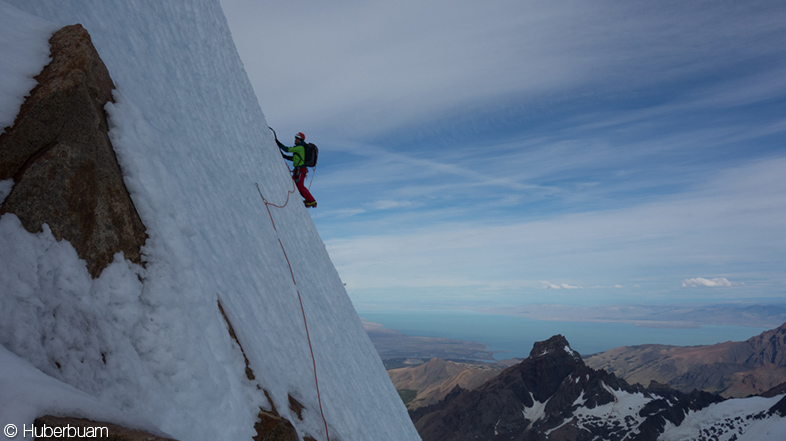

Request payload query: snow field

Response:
[659,395,786,441]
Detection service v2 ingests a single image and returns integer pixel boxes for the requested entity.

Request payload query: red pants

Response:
[293,167,315,203]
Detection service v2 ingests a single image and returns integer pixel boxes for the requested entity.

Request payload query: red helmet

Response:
[295,132,305,141]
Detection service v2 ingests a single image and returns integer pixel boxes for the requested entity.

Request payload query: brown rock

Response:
[0,24,146,277]
[254,409,299,441]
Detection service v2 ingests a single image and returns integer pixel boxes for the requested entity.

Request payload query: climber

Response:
[277,131,317,208]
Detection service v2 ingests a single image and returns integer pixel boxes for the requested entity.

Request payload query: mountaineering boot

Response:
[304,200,317,208]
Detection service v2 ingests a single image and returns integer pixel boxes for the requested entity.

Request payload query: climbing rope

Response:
[305,163,317,190]
[259,172,296,209]
[255,182,331,441]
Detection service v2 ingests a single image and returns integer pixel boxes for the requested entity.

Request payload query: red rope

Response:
[255,182,331,441]
[261,171,297,211]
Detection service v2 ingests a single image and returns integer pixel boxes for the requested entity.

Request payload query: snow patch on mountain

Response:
[523,393,549,430]
[660,395,786,441]
[571,384,652,437]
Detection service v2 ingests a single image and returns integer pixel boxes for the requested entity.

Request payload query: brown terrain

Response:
[389,323,786,414]
[388,358,518,410]
[585,322,786,397]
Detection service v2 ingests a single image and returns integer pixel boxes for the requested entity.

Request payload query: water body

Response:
[359,309,771,359]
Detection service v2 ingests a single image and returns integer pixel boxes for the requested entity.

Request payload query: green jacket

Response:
[278,141,306,167]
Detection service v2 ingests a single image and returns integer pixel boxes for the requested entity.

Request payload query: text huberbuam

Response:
[23,424,108,438]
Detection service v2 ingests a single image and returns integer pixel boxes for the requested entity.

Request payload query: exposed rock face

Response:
[585,322,786,397]
[0,24,146,278]
[219,301,308,441]
[745,322,786,366]
[254,410,299,441]
[411,335,727,441]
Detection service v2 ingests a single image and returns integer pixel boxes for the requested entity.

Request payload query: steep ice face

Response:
[0,2,420,441]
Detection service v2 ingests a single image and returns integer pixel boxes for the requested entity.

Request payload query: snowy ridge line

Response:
[256,182,331,441]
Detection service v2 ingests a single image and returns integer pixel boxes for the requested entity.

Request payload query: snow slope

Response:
[659,395,786,441]
[0,1,420,440]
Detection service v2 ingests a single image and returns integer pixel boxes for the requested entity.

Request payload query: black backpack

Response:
[302,142,318,167]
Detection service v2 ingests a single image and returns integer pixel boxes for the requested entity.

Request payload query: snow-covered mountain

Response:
[0,1,420,441]
[411,335,786,441]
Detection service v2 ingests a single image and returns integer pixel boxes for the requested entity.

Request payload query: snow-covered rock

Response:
[0,1,420,441]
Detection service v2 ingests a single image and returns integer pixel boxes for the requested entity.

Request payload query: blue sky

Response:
[219,0,786,312]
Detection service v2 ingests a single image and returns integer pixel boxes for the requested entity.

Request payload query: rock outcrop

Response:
[0,23,146,278]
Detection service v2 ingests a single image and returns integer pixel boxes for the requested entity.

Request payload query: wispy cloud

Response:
[681,277,739,288]
[221,0,786,308]
[369,200,414,210]
[224,0,786,138]
[539,282,627,290]
[540,281,581,290]
[327,157,786,302]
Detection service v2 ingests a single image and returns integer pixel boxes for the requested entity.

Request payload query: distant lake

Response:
[359,309,771,359]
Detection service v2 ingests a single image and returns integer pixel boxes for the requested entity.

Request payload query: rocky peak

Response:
[530,334,582,361]
[411,335,596,440]
[0,24,147,277]
[411,335,744,441]
[512,334,584,404]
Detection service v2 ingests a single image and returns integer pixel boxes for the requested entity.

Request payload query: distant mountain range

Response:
[585,322,786,397]
[474,304,786,329]
[408,334,786,441]
[388,358,517,410]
